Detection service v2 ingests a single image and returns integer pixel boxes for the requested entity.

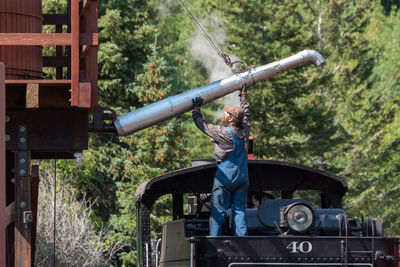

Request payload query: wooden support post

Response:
[14,125,32,267]
[0,62,6,267]
[82,0,98,108]
[71,0,80,106]
[30,165,39,266]
[26,84,39,109]
[56,25,64,79]
[6,202,15,226]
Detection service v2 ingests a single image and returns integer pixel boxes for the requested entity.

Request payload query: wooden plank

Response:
[14,151,32,267]
[31,152,75,160]
[6,84,71,109]
[56,25,64,79]
[26,84,39,109]
[71,0,80,107]
[6,80,71,85]
[42,14,69,25]
[6,202,15,226]
[0,62,6,267]
[0,33,98,46]
[78,82,91,108]
[43,56,69,68]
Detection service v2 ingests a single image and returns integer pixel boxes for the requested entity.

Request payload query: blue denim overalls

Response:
[209,126,249,236]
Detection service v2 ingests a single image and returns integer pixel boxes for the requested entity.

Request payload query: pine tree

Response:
[104,44,190,265]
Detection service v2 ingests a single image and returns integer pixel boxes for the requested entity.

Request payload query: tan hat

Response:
[224,106,244,124]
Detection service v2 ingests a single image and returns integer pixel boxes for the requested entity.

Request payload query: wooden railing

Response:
[0,0,98,108]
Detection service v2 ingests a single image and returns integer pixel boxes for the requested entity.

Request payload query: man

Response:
[192,85,250,236]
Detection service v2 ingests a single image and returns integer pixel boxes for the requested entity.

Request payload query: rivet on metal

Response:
[5,115,10,122]
[20,170,26,176]
[20,201,27,208]
[11,178,15,184]
[19,126,25,132]
[5,135,10,142]
[20,137,26,143]
[20,158,25,164]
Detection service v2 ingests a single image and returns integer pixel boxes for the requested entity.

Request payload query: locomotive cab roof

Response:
[135,159,348,209]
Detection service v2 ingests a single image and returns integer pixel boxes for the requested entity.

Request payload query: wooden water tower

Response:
[0,0,99,266]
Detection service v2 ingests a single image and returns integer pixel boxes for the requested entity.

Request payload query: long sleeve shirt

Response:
[192,96,251,163]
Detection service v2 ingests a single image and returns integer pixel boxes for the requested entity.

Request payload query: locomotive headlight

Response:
[286,203,314,232]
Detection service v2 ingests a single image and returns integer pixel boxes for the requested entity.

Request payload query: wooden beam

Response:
[6,80,71,85]
[43,56,69,68]
[56,25,64,79]
[42,14,69,25]
[6,202,15,226]
[78,82,91,108]
[26,84,39,109]
[6,110,89,151]
[14,150,32,267]
[71,0,80,107]
[81,0,99,17]
[0,62,6,267]
[82,0,99,108]
[0,33,98,46]
[80,32,99,46]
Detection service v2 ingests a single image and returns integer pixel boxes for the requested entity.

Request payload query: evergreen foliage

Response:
[41,0,400,264]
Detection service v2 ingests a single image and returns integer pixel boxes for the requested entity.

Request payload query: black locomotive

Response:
[135,159,400,267]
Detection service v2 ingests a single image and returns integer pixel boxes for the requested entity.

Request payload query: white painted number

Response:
[286,241,312,253]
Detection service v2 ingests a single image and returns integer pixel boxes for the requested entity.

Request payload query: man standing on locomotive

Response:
[192,85,250,236]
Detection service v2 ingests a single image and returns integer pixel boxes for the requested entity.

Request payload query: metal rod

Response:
[114,50,325,136]
[0,62,6,267]
[145,242,149,267]
[53,157,57,267]
[155,238,161,267]
[190,238,194,267]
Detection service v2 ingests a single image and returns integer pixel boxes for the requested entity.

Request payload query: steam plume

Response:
[188,12,241,114]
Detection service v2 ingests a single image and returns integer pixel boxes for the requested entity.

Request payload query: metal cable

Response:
[53,156,57,267]
[177,0,233,70]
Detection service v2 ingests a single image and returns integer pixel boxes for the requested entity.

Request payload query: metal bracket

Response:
[89,106,117,133]
[18,125,27,150]
[23,211,32,229]
[17,125,28,177]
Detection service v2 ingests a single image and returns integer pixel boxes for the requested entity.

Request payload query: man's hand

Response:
[192,96,204,110]
[239,84,248,98]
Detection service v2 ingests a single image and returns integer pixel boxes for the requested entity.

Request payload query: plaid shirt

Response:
[192,96,250,163]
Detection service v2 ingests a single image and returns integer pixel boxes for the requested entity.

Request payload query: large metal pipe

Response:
[114,49,325,136]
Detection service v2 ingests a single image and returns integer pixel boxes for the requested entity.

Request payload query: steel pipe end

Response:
[113,118,129,136]
[301,50,325,67]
